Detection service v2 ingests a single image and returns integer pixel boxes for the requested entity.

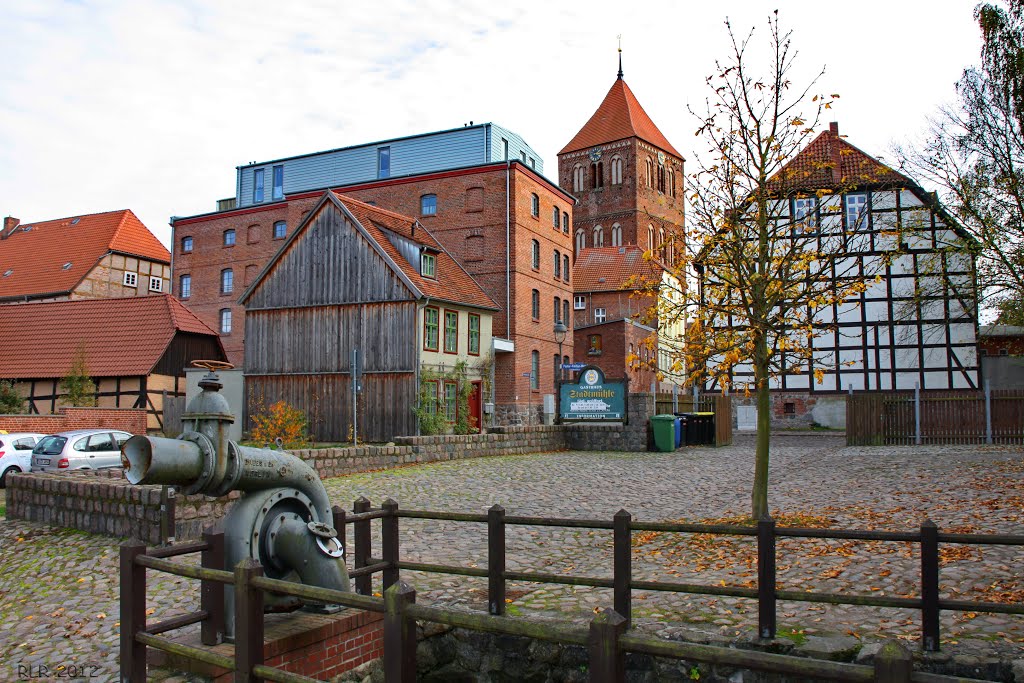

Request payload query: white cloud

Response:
[0,0,982,247]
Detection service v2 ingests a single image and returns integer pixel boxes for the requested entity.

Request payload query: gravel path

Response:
[0,436,1021,681]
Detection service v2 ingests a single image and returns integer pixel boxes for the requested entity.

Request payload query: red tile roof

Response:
[0,295,221,379]
[0,209,170,301]
[560,78,682,158]
[768,123,911,192]
[337,195,498,311]
[573,246,662,293]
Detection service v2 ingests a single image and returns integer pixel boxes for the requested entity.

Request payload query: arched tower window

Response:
[591,161,604,189]
[667,168,676,197]
[593,225,604,247]
[646,158,654,188]
[572,164,585,192]
[575,228,586,254]
[658,227,665,252]
[647,224,654,251]
[610,156,623,185]
[611,223,622,247]
[657,164,666,193]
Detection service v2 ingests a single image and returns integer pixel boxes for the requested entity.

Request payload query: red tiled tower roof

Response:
[560,77,682,159]
[768,122,912,192]
[573,246,662,293]
[0,209,170,300]
[0,295,221,379]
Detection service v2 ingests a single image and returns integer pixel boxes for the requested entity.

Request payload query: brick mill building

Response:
[557,67,686,388]
[0,209,170,304]
[171,124,575,427]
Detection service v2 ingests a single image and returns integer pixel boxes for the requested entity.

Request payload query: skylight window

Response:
[62,262,72,270]
[2,269,12,277]
[71,218,81,225]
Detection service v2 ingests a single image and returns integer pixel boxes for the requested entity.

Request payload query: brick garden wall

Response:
[0,407,148,436]
[7,395,654,541]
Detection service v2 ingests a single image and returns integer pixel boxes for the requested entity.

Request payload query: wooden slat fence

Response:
[847,389,1024,446]
[655,392,732,446]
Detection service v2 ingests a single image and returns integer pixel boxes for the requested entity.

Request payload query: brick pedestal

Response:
[149,608,383,681]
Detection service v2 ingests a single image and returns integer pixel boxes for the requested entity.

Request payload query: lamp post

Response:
[554,322,567,389]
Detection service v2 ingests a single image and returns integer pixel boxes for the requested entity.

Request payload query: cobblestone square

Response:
[1,434,1021,681]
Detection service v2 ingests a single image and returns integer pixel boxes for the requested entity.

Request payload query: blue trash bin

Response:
[674,417,683,448]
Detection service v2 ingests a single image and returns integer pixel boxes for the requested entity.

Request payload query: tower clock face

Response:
[588,148,602,162]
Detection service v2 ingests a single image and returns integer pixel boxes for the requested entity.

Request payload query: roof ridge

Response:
[106,209,132,251]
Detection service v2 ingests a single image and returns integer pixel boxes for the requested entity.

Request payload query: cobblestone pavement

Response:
[0,436,1021,681]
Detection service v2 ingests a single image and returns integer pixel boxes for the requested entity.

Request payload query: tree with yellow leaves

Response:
[635,12,904,520]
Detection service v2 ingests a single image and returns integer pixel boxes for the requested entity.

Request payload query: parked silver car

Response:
[0,432,47,486]
[30,429,134,472]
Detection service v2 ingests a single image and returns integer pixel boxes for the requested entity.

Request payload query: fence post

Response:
[201,529,225,646]
[613,509,632,628]
[383,581,417,683]
[588,608,627,683]
[119,540,147,683]
[914,383,922,445]
[873,640,913,682]
[920,519,940,652]
[757,517,777,639]
[353,496,372,595]
[333,505,347,559]
[159,485,176,545]
[985,383,993,445]
[382,498,400,590]
[488,504,506,615]
[234,558,265,683]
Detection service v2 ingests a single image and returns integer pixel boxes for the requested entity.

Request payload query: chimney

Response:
[1,216,20,240]
[829,122,841,185]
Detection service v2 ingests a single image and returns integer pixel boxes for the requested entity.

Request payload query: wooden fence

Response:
[121,499,1022,682]
[847,389,1024,446]
[161,392,185,436]
[655,392,733,446]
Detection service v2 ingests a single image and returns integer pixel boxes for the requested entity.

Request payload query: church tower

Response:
[557,59,685,261]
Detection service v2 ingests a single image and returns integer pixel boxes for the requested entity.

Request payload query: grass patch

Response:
[777,628,808,646]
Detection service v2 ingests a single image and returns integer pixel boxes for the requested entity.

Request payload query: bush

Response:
[0,380,25,414]
[60,350,96,407]
[251,400,311,449]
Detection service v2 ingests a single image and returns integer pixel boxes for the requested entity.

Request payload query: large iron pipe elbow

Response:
[270,518,350,596]
[231,444,333,523]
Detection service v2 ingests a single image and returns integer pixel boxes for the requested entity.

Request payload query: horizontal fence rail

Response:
[120,499,1019,682]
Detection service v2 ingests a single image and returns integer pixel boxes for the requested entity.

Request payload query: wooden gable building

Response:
[240,192,497,442]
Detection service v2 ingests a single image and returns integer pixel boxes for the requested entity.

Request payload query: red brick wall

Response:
[174,163,577,412]
[573,319,657,390]
[0,407,147,435]
[979,335,1024,357]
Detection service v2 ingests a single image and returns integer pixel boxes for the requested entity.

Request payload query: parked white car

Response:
[30,429,134,472]
[0,433,48,486]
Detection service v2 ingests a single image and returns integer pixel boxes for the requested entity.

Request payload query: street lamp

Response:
[553,321,568,389]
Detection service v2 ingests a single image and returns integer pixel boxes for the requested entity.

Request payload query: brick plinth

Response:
[148,609,383,681]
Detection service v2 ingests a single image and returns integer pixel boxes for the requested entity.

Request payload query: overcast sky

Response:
[0,1,983,248]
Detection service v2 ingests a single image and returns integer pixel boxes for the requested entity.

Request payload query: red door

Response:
[468,381,482,432]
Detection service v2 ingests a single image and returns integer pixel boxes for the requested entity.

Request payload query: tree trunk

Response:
[751,335,771,520]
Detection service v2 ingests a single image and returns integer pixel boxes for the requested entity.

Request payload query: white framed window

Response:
[575,228,586,253]
[149,276,163,292]
[123,271,138,288]
[531,193,540,217]
[219,308,232,334]
[531,240,540,269]
[845,193,868,230]
[274,220,287,239]
[611,223,622,247]
[595,307,607,323]
[179,274,191,298]
[592,225,604,247]
[793,197,817,231]
[223,229,235,246]
[272,165,284,200]
[221,268,233,294]
[421,252,436,278]
[253,168,265,203]
[574,295,586,310]
[378,147,390,179]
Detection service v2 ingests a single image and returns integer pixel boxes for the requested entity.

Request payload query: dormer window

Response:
[421,252,436,278]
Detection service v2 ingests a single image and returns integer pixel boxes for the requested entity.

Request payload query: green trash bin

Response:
[651,414,677,452]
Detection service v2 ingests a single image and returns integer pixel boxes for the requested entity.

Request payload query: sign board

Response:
[559,365,627,421]
[560,362,586,371]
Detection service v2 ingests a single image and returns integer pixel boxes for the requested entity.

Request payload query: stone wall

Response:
[7,396,655,541]
[0,407,148,436]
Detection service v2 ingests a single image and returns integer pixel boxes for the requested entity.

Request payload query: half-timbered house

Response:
[239,192,498,442]
[0,295,225,432]
[703,123,979,425]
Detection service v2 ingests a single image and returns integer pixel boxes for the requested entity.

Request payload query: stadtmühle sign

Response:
[559,365,626,421]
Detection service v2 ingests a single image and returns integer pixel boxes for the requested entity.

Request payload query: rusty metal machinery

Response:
[121,362,349,640]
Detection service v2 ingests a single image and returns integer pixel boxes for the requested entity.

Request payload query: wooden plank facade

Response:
[846,389,1024,445]
[243,195,420,442]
